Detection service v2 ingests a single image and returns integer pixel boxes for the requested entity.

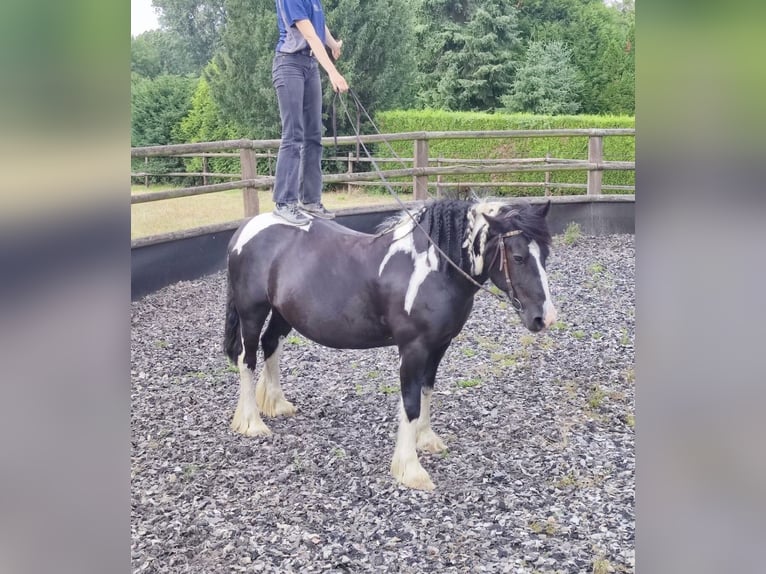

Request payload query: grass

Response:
[475,335,501,351]
[491,353,517,368]
[592,557,613,574]
[539,336,555,350]
[553,472,577,489]
[587,384,606,409]
[457,378,481,389]
[562,221,582,246]
[572,330,585,340]
[182,463,199,478]
[379,384,398,395]
[528,517,558,536]
[589,262,604,276]
[286,335,307,346]
[131,184,414,240]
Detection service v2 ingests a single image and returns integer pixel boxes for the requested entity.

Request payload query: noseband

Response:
[489,229,524,311]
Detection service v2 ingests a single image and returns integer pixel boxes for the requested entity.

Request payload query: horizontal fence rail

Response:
[131,129,635,230]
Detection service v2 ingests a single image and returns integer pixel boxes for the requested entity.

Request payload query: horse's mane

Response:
[379,198,551,276]
[504,201,552,250]
[417,200,473,274]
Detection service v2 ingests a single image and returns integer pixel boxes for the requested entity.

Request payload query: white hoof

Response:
[391,457,435,491]
[255,377,296,417]
[230,405,271,436]
[417,429,447,453]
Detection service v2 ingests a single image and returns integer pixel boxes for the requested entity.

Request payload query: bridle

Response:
[488,229,524,311]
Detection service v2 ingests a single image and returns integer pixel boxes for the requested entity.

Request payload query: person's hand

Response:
[329,70,348,93]
[330,39,342,61]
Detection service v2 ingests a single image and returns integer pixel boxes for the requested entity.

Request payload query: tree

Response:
[324,0,418,125]
[502,40,582,115]
[208,0,418,140]
[152,0,226,71]
[206,0,281,138]
[131,75,197,177]
[514,0,634,114]
[131,29,197,78]
[416,0,521,111]
[175,74,242,175]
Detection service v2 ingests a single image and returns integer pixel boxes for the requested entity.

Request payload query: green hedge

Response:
[373,110,635,196]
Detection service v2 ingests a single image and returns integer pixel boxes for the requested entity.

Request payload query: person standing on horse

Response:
[271,0,348,225]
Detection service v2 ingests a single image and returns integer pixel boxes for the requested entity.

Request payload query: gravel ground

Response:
[131,233,635,574]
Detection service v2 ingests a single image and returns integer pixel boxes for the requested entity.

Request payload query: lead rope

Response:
[332,90,515,304]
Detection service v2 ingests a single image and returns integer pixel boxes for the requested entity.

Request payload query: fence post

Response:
[587,135,603,195]
[240,147,260,217]
[413,138,429,200]
[544,153,550,197]
[347,152,354,194]
[202,155,209,186]
[144,157,149,187]
[436,159,443,198]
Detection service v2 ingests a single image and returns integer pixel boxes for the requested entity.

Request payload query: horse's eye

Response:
[513,254,524,264]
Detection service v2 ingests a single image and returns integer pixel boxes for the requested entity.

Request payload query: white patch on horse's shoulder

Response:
[378,219,416,275]
[404,245,438,313]
[231,213,311,255]
[378,219,438,314]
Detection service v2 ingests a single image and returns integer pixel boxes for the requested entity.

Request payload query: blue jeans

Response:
[272,52,323,206]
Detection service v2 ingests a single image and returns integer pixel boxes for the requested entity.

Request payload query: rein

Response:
[332,90,522,305]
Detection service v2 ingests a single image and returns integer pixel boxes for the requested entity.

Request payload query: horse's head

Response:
[482,201,557,332]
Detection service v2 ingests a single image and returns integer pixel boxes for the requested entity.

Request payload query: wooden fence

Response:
[131,129,635,218]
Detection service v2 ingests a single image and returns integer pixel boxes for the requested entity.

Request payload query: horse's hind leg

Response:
[231,306,272,436]
[255,310,296,417]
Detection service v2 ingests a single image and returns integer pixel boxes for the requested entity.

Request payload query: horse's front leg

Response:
[416,389,447,454]
[391,342,436,491]
[416,343,450,454]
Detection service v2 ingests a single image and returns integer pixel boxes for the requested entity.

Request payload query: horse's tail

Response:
[223,275,242,364]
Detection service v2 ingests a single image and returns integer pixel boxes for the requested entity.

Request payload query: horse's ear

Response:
[535,200,551,218]
[483,213,505,233]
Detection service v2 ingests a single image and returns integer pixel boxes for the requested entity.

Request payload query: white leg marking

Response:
[255,338,296,417]
[529,240,558,327]
[391,401,435,490]
[416,388,447,453]
[231,342,271,436]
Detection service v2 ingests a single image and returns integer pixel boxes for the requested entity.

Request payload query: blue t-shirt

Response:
[275,0,326,53]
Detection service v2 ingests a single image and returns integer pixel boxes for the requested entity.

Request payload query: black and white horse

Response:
[223,199,557,490]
